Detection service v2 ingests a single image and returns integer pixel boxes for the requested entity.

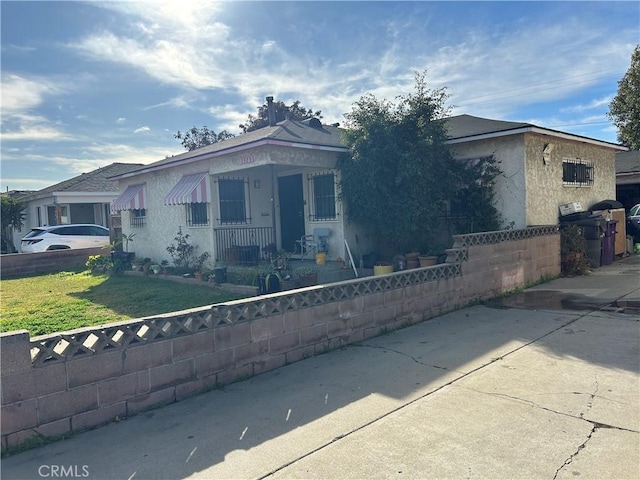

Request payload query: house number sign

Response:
[237,156,255,165]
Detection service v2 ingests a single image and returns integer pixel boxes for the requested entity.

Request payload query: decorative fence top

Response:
[30,262,461,366]
[453,225,558,248]
[27,226,559,366]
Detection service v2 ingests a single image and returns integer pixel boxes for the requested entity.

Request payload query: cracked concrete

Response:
[2,257,639,479]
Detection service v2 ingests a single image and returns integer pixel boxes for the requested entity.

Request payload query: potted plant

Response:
[373,261,394,276]
[295,265,318,287]
[141,257,152,276]
[193,251,211,281]
[256,267,283,294]
[110,233,136,270]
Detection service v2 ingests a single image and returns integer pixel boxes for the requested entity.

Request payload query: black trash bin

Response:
[213,266,227,284]
[601,220,618,266]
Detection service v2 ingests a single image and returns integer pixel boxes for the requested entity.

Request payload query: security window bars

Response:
[308,172,336,221]
[131,208,146,227]
[563,159,593,187]
[186,203,209,227]
[218,177,249,224]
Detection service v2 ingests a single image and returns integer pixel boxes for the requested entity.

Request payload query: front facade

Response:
[446,115,625,229]
[110,119,357,265]
[111,114,625,264]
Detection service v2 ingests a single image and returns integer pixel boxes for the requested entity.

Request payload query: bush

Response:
[85,255,113,274]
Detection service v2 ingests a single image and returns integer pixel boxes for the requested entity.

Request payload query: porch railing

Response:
[214,226,275,265]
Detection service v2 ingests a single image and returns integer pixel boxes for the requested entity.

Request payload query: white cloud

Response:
[117,117,127,123]
[560,96,613,113]
[133,126,151,134]
[0,74,70,142]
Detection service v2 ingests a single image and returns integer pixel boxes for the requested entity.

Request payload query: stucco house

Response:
[445,115,626,228]
[14,162,143,251]
[110,115,353,266]
[110,111,625,265]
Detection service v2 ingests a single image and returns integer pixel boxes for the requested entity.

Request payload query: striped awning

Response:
[111,184,146,212]
[164,172,210,205]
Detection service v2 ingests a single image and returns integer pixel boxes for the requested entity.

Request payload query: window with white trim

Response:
[563,159,593,187]
[307,171,337,221]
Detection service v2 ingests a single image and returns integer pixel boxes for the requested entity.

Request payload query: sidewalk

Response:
[2,256,639,480]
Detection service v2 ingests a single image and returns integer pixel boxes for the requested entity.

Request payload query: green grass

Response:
[0,271,245,337]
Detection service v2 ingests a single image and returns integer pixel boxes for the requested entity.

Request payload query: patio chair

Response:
[297,228,330,260]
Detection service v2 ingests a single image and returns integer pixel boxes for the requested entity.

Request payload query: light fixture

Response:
[254,179,260,189]
[542,143,554,165]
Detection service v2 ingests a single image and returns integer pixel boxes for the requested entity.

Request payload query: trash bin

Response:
[601,220,618,266]
[213,266,227,284]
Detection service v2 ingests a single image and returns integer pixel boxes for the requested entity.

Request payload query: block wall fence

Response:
[1,226,560,453]
[1,248,106,278]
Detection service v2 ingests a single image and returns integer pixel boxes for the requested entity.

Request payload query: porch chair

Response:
[297,228,330,260]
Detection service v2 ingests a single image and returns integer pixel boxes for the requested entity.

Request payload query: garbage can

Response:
[213,266,227,284]
[601,220,618,266]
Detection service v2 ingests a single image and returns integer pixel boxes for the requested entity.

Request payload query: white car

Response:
[21,224,110,253]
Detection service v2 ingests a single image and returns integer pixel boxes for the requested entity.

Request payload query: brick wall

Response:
[0,227,559,453]
[1,248,106,278]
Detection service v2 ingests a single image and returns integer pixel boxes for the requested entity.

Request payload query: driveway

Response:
[2,257,639,479]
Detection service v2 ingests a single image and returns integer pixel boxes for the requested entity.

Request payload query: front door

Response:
[278,174,305,252]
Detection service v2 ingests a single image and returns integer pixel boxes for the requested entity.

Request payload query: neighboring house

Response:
[615,150,640,210]
[110,110,626,264]
[14,163,143,251]
[110,116,355,265]
[445,115,626,228]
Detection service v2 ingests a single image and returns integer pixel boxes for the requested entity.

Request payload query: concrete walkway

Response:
[3,256,639,480]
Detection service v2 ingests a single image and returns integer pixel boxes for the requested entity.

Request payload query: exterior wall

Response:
[1,247,106,278]
[450,134,618,229]
[523,133,617,225]
[449,135,527,229]
[1,226,559,453]
[119,145,345,264]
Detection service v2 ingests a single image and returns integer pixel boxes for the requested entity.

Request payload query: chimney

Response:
[266,96,276,127]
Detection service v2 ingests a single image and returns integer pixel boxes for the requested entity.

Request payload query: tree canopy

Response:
[339,72,502,258]
[609,45,640,149]
[174,126,235,151]
[175,100,321,151]
[1,195,26,253]
[239,99,322,133]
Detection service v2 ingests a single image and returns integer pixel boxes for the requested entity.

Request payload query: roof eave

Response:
[110,139,348,180]
[446,126,628,151]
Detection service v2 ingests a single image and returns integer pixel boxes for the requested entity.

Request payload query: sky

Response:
[1,1,638,192]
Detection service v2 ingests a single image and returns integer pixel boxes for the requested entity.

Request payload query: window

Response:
[563,159,593,187]
[186,203,209,226]
[308,172,337,221]
[131,209,146,227]
[218,177,248,224]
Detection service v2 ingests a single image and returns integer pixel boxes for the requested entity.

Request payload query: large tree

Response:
[239,99,322,133]
[1,195,26,253]
[609,45,640,149]
[174,126,235,151]
[340,72,502,257]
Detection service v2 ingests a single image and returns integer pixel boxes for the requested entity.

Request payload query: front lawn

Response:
[0,271,245,337]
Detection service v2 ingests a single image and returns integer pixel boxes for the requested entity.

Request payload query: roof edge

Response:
[446,125,627,151]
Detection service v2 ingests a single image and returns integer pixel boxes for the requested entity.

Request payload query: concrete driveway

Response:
[3,257,639,480]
